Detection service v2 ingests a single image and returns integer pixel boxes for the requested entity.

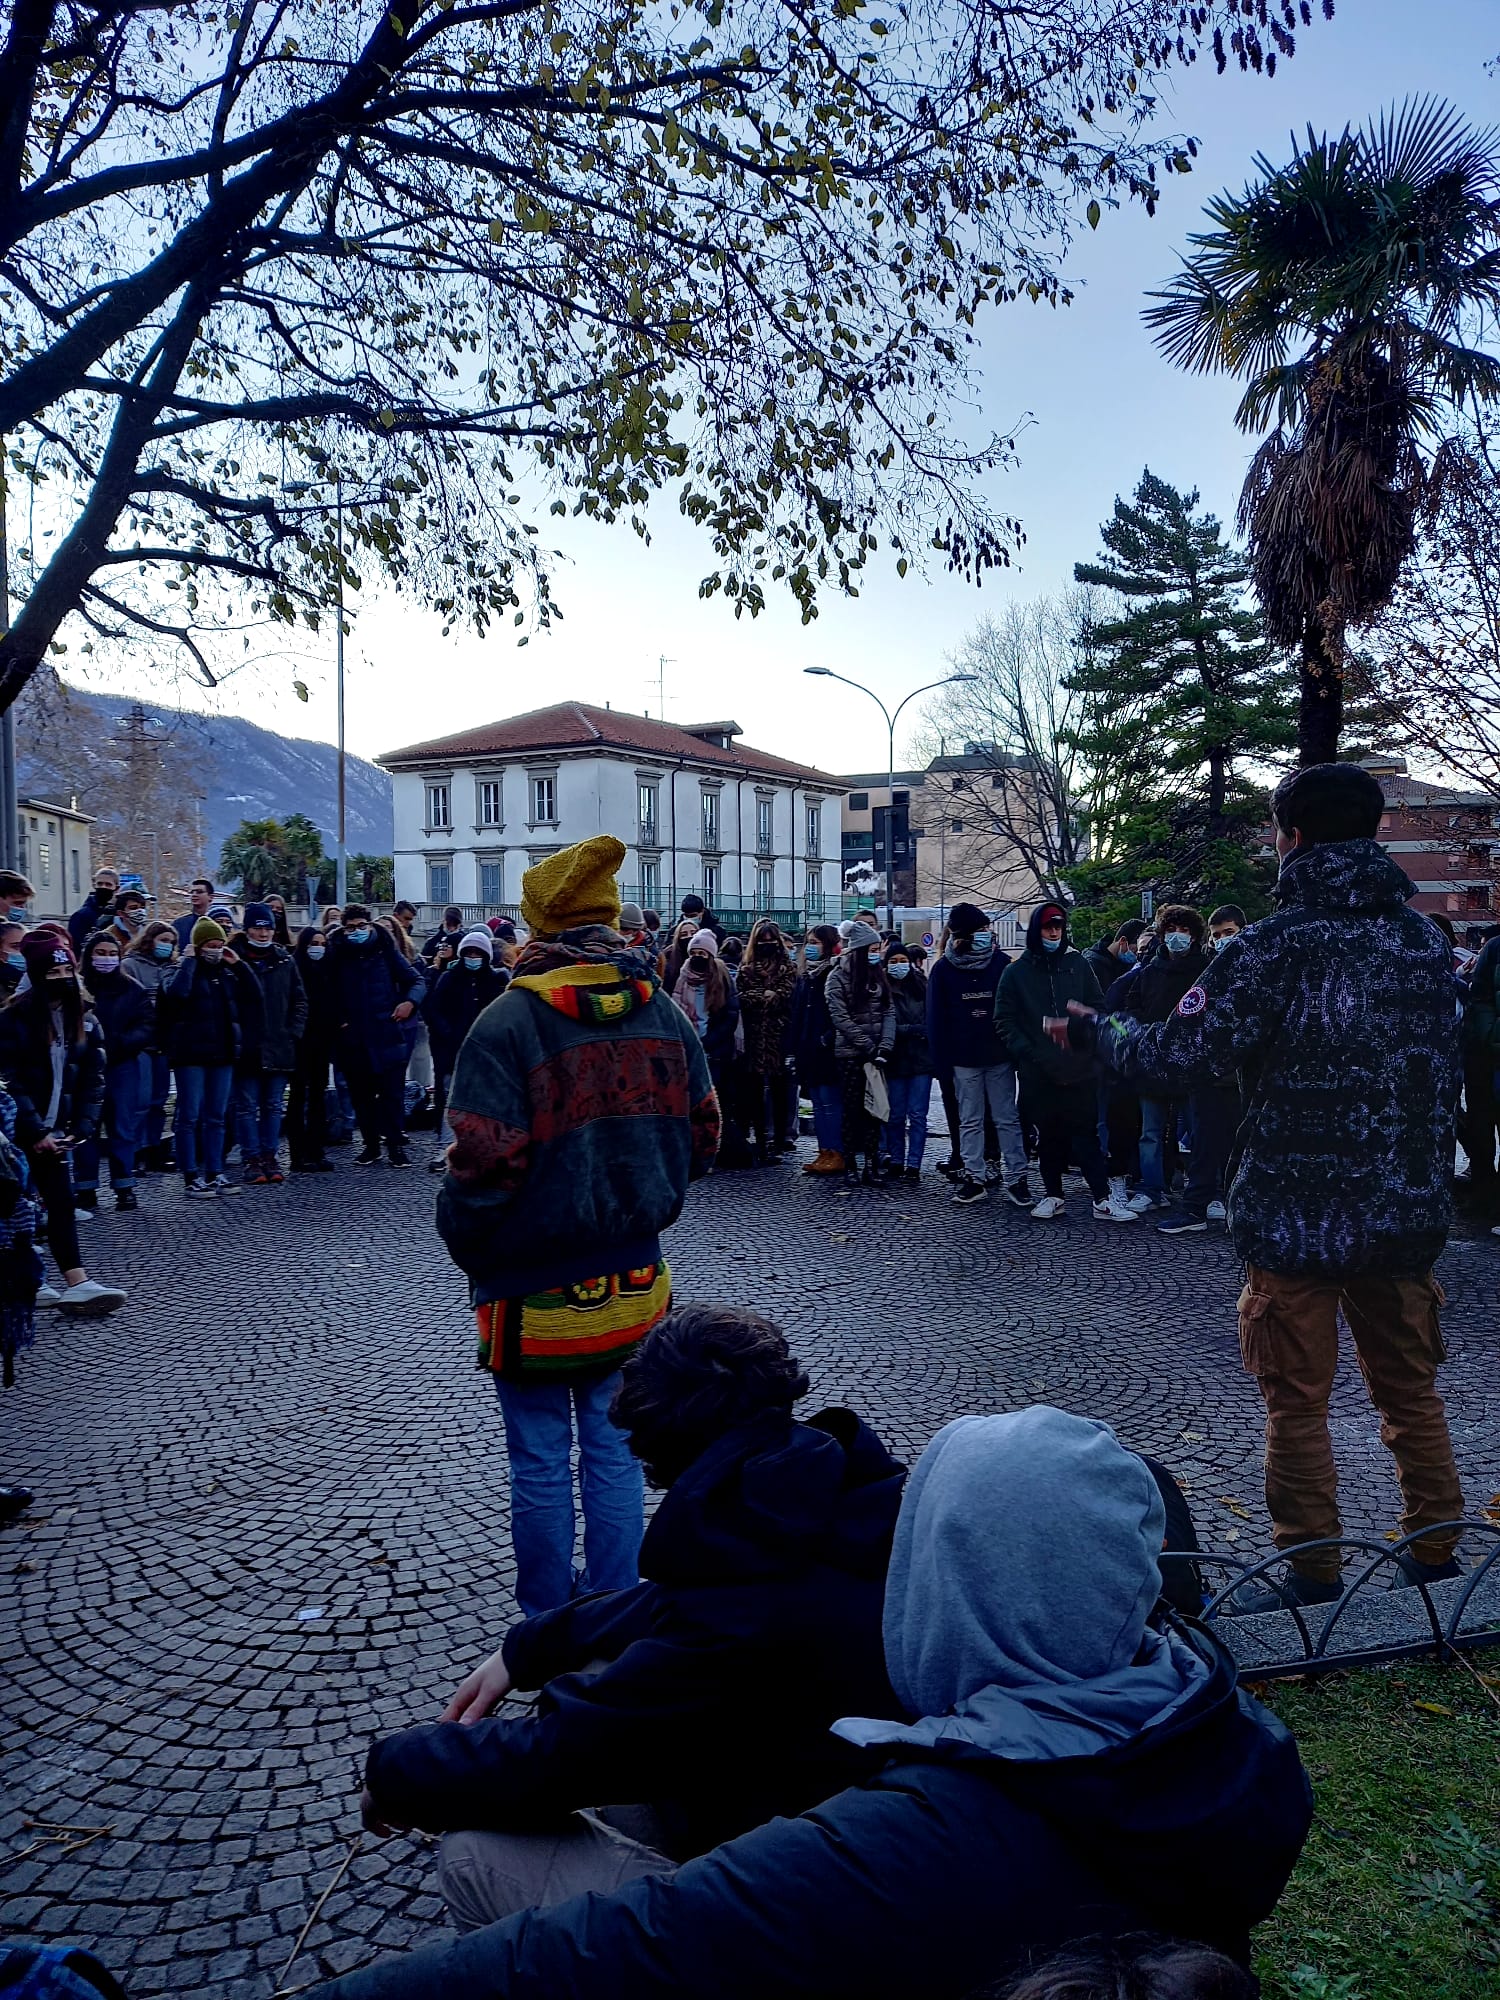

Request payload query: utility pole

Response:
[0,437,17,870]
[335,479,347,908]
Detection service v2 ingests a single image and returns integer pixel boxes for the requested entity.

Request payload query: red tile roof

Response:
[379,701,844,789]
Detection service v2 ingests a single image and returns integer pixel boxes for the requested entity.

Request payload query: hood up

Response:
[1024,904,1072,953]
[1275,837,1416,914]
[834,1407,1212,1762]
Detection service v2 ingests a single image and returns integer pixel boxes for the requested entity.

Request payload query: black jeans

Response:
[1034,1083,1109,1200]
[1184,1083,1242,1216]
[286,1042,332,1162]
[837,1055,881,1168]
[29,1145,80,1275]
[341,1049,407,1147]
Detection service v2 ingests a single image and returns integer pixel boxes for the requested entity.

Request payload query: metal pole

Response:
[0,436,17,871]
[335,480,347,908]
[885,717,895,934]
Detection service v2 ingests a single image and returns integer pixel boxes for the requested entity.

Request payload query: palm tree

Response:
[219,818,292,898]
[1145,98,1500,764]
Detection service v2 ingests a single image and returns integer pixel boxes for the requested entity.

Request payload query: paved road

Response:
[2,1149,1496,1997]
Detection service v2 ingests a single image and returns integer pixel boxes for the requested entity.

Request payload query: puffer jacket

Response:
[886,972,932,1078]
[788,963,839,1089]
[325,926,425,1068]
[232,941,308,1074]
[994,908,1104,1090]
[1094,840,1459,1278]
[824,957,894,1064]
[0,992,106,1146]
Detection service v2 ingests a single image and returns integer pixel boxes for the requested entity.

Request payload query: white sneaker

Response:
[58,1278,127,1317]
[1031,1194,1066,1220]
[1108,1176,1129,1205]
[1126,1191,1155,1214]
[73,1206,96,1223]
[214,1175,243,1197]
[1207,1200,1227,1222]
[35,1283,63,1308]
[1093,1196,1139,1223]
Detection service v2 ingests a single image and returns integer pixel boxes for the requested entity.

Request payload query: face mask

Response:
[92,955,121,976]
[153,939,173,960]
[687,958,710,979]
[1213,933,1236,952]
[200,947,224,965]
[966,932,994,958]
[5,951,24,971]
[307,944,326,962]
[1118,948,1136,966]
[461,954,485,971]
[248,933,273,949]
[1164,931,1191,954]
[121,909,145,931]
[887,961,910,980]
[804,944,821,962]
[346,926,371,944]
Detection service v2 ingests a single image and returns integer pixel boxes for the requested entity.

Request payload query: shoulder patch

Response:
[1176,984,1207,1017]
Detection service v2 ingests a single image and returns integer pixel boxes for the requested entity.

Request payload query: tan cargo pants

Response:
[1237,1266,1466,1580]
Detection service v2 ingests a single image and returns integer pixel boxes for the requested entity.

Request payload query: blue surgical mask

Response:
[1118,948,1136,966]
[887,961,910,980]
[1041,935,1062,953]
[1213,933,1236,953]
[346,926,371,944]
[1164,931,1191,954]
[153,939,173,960]
[966,932,994,958]
[804,944,821,962]
[5,951,24,971]
[307,944,326,962]
[461,953,486,971]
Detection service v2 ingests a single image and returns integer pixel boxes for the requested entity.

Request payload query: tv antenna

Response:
[646,654,675,720]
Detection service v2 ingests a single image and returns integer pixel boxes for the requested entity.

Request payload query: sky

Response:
[53,0,1500,779]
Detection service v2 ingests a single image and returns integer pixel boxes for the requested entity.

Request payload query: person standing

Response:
[74,933,155,1212]
[668,931,740,1122]
[788,924,844,1175]
[1157,905,1247,1234]
[925,902,1029,1208]
[67,867,119,950]
[1110,906,1209,1214]
[325,905,425,1167]
[94,886,150,959]
[1062,763,1468,1608]
[0,871,35,929]
[882,941,932,1182]
[232,903,308,1184]
[422,906,467,965]
[1460,925,1500,1223]
[287,926,339,1173]
[426,930,509,1171]
[125,920,180,1171]
[736,920,798,1164]
[996,905,1135,1223]
[0,933,126,1313]
[1082,918,1149,997]
[172,879,216,953]
[159,918,253,1198]
[0,924,27,998]
[437,836,720,1617]
[824,919,893,1188]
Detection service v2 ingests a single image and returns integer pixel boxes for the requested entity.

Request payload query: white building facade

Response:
[380,702,846,926]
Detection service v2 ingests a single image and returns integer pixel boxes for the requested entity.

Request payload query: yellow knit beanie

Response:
[520,836,625,938]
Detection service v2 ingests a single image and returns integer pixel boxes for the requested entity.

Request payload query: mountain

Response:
[16,682,393,861]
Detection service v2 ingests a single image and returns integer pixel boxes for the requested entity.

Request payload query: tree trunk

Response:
[1298,616,1344,766]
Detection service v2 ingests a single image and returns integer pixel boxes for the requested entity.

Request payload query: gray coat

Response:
[825,958,895,1064]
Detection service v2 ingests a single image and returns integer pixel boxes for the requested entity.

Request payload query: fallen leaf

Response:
[1216,1497,1252,1520]
[1179,1431,1204,1442]
[1384,1529,1404,1542]
[1225,1529,1241,1543]
[1413,1701,1453,1717]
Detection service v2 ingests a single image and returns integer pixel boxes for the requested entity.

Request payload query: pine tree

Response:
[1067,470,1295,900]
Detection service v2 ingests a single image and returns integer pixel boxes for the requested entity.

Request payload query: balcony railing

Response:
[638,821,659,849]
[755,834,774,856]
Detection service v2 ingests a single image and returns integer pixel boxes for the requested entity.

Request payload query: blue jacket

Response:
[365,1408,905,1861]
[925,947,1010,1072]
[1096,840,1459,1278]
[307,1621,1311,2000]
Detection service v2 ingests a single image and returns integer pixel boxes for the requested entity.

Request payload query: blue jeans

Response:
[808,1081,842,1153]
[493,1371,645,1618]
[1139,1096,1175,1196]
[237,1072,289,1159]
[174,1063,235,1179]
[75,1055,148,1191]
[884,1072,932,1169]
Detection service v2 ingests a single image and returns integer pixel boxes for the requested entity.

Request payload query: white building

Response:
[380,701,846,926]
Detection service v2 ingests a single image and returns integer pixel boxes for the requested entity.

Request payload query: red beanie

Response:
[21,931,76,981]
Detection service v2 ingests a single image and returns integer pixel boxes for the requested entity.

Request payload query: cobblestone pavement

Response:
[2,1142,1497,1997]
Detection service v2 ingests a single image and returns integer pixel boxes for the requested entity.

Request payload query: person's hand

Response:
[1043,1015,1070,1048]
[360,1786,408,1839]
[873,1052,888,1069]
[442,1647,511,1723]
[221,947,239,965]
[392,1000,415,1022]
[32,1133,65,1156]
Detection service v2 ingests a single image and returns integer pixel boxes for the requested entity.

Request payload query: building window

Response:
[950,819,965,834]
[478,780,503,827]
[38,842,51,887]
[701,789,720,850]
[805,865,823,913]
[806,803,821,857]
[426,782,451,830]
[756,797,774,856]
[703,862,720,903]
[70,849,81,895]
[756,866,774,908]
[530,774,557,823]
[427,858,452,905]
[638,782,659,846]
[1467,883,1492,912]
[640,858,660,906]
[848,791,868,812]
[478,859,503,906]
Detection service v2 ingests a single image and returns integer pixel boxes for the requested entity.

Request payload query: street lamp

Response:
[804,666,978,931]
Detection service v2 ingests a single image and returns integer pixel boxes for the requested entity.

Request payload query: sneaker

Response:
[1093,1196,1139,1223]
[1228,1571,1343,1617]
[58,1278,128,1317]
[1126,1190,1156,1214]
[266,1163,285,1184]
[1108,1176,1130,1205]
[1004,1179,1033,1208]
[935,1158,963,1180]
[1155,1209,1208,1235]
[73,1204,96,1223]
[1395,1554,1464,1591]
[245,1159,271,1186]
[1207,1200,1227,1222]
[35,1283,63,1308]
[0,1482,35,1523]
[429,1150,448,1174]
[387,1144,412,1168]
[113,1188,139,1213]
[902,1165,922,1184]
[951,1175,988,1206]
[843,1169,863,1190]
[185,1176,218,1199]
[355,1145,383,1167]
[213,1174,243,1197]
[1031,1194,1066,1220]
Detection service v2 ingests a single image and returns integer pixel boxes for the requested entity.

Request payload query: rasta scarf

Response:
[508,925,659,1026]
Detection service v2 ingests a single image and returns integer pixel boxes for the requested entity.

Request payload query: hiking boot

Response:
[951,1175,987,1206]
[1093,1196,1139,1223]
[1004,1178,1033,1208]
[1228,1571,1344,1617]
[1155,1208,1208,1235]
[1031,1194,1066,1220]
[803,1150,845,1176]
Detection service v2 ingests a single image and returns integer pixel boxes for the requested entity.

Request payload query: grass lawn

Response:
[1253,1655,1500,2000]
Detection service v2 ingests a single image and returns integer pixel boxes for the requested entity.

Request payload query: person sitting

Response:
[308,1407,1311,2000]
[359,1304,906,1930]
[979,1934,1255,2000]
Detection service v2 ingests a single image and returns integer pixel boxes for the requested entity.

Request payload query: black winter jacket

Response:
[1096,840,1459,1278]
[0,993,106,1146]
[924,946,1010,1073]
[159,956,254,1068]
[309,1622,1310,2000]
[232,942,308,1074]
[1463,935,1500,1065]
[426,962,510,1079]
[366,1408,905,1860]
[995,909,1104,1090]
[325,928,425,1069]
[83,969,156,1069]
[1110,944,1211,1099]
[886,973,932,1078]
[787,964,838,1088]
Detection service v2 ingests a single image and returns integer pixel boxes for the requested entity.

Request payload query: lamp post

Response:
[804,667,977,931]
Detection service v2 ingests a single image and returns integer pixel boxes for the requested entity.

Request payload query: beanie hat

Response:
[492,918,518,942]
[1038,903,1066,924]
[619,903,646,934]
[843,919,881,951]
[192,917,228,948]
[458,929,495,958]
[687,928,719,956]
[21,931,75,981]
[520,836,624,937]
[243,902,275,931]
[948,901,989,937]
